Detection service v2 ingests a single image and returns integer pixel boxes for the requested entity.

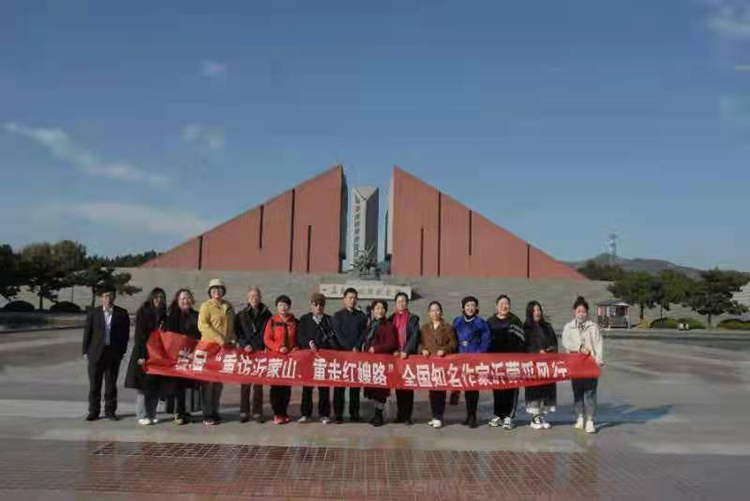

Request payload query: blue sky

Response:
[1,0,748,270]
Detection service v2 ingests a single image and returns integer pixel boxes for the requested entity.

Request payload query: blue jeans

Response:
[571,378,598,420]
[135,390,159,420]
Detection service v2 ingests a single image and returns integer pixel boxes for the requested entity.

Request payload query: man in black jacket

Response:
[82,288,130,421]
[297,293,339,424]
[331,287,368,423]
[234,286,272,423]
[389,292,420,424]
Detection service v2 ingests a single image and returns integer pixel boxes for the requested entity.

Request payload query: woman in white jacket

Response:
[562,296,604,434]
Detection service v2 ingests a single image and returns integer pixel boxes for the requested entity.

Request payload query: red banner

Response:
[146,330,600,391]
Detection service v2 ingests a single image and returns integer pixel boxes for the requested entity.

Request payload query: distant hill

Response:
[564,254,704,280]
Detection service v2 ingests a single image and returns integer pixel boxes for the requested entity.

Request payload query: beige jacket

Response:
[198,299,236,345]
[562,319,604,366]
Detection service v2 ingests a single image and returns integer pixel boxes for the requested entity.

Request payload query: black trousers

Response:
[202,382,223,420]
[270,386,292,417]
[333,387,360,419]
[240,384,264,416]
[465,390,479,417]
[301,386,331,418]
[395,389,414,421]
[492,388,519,419]
[87,349,122,416]
[429,391,446,419]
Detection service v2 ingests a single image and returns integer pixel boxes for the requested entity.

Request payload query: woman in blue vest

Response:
[452,296,491,428]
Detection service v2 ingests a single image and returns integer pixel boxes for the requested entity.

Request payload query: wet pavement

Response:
[0,328,748,499]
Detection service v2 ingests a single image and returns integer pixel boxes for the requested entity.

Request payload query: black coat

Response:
[486,313,526,353]
[387,312,421,355]
[331,308,368,350]
[162,307,201,395]
[125,304,165,392]
[234,303,272,350]
[524,320,558,407]
[297,313,340,350]
[525,320,558,354]
[165,307,200,339]
[82,305,130,362]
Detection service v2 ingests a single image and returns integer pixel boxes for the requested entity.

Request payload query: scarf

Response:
[393,310,409,350]
[362,319,382,351]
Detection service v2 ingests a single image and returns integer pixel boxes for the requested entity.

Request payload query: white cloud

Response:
[52,201,214,236]
[3,122,171,187]
[200,60,227,78]
[181,123,226,151]
[704,0,750,41]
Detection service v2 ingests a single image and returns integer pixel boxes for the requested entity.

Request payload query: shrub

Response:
[677,318,706,330]
[50,301,82,313]
[718,318,750,330]
[650,317,678,329]
[2,300,35,312]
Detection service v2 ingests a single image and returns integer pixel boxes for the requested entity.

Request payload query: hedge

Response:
[718,319,750,330]
[650,318,678,329]
[50,301,82,314]
[2,301,35,313]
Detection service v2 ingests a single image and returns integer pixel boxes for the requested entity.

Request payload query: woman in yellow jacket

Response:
[198,279,236,426]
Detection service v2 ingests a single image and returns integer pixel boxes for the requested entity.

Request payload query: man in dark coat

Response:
[82,288,130,421]
[297,293,340,423]
[331,287,368,423]
[234,286,272,423]
[389,292,420,424]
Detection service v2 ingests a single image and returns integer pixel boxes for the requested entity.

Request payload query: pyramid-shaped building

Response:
[144,165,584,281]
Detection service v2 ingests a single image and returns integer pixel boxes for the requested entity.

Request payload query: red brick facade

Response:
[142,166,347,273]
[387,166,585,280]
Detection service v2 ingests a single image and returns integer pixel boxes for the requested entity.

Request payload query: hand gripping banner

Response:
[146,330,600,391]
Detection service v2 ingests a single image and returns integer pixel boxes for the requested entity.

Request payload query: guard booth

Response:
[597,300,630,329]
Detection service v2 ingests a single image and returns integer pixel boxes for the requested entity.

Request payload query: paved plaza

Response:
[0,327,748,499]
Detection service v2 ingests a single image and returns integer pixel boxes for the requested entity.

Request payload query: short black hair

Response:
[343,287,358,298]
[99,286,116,295]
[573,295,589,312]
[394,291,409,303]
[496,294,511,305]
[461,296,479,309]
[275,294,292,307]
[370,299,388,312]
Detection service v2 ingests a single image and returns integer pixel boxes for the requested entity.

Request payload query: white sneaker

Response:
[542,418,551,429]
[298,416,310,423]
[488,416,502,428]
[530,415,544,430]
[432,419,443,429]
[150,418,159,425]
[575,416,584,430]
[502,417,515,430]
[427,419,437,427]
[138,418,152,426]
[585,420,596,434]
[320,417,331,424]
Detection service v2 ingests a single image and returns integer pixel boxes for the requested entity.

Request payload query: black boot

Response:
[468,414,478,429]
[370,409,384,427]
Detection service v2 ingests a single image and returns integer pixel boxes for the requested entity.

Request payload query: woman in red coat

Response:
[263,295,298,424]
[362,299,399,427]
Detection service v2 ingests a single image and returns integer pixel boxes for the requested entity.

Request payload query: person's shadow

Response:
[550,403,673,430]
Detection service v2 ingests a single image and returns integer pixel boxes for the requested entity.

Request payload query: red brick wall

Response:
[141,238,200,270]
[143,166,345,273]
[390,166,585,280]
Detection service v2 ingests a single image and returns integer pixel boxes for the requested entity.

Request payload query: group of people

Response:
[82,279,604,433]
